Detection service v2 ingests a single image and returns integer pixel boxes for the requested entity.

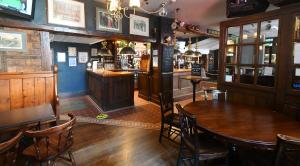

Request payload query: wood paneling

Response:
[10,79,23,109]
[0,69,59,116]
[219,3,300,110]
[87,71,134,112]
[0,80,10,111]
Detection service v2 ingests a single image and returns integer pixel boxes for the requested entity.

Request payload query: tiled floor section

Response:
[60,91,206,129]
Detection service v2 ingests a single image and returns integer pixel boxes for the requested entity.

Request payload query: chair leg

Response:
[68,151,76,166]
[159,122,164,143]
[194,154,200,166]
[177,141,183,166]
[168,124,173,137]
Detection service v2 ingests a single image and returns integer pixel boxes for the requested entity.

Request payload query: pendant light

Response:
[173,32,181,55]
[98,41,112,56]
[194,38,201,57]
[120,42,136,55]
[185,37,194,56]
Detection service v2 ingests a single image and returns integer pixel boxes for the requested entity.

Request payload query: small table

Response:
[0,104,56,133]
[184,100,300,149]
[180,76,210,102]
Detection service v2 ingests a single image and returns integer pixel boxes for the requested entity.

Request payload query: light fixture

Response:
[194,38,201,57]
[173,32,181,55]
[120,42,136,55]
[185,37,194,56]
[98,41,112,56]
[107,0,173,20]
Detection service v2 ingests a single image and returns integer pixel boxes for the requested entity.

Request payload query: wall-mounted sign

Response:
[69,57,77,67]
[57,52,66,62]
[78,52,88,63]
[96,8,122,33]
[130,14,149,37]
[0,30,26,52]
[68,47,77,57]
[47,0,85,28]
[91,48,98,57]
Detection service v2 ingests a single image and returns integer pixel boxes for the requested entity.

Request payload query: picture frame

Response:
[96,8,122,33]
[68,47,77,56]
[91,48,98,57]
[78,52,88,63]
[0,30,27,51]
[47,0,85,28]
[69,57,77,67]
[57,52,66,62]
[130,14,149,37]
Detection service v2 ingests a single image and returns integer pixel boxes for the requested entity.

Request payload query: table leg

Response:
[191,80,201,103]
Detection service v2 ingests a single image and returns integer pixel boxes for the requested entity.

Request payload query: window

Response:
[225,19,279,87]
[292,16,300,90]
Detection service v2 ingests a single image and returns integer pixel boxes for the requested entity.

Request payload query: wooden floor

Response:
[56,123,179,166]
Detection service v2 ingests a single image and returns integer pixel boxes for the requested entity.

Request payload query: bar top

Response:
[173,68,191,73]
[87,69,134,77]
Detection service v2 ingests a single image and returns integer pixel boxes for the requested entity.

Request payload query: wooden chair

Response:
[22,114,76,166]
[274,134,300,166]
[204,89,227,101]
[0,132,23,166]
[176,104,228,166]
[158,92,180,143]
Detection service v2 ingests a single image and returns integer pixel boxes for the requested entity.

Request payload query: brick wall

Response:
[0,27,51,72]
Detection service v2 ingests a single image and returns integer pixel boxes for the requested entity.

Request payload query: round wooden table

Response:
[184,100,300,149]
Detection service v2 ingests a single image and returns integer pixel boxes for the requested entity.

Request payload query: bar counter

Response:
[87,70,134,112]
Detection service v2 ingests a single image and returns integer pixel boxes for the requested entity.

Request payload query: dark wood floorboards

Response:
[56,123,179,166]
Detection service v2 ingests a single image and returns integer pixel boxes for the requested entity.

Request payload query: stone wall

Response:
[0,27,51,72]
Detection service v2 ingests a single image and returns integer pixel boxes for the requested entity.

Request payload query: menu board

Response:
[191,63,202,76]
[161,45,173,73]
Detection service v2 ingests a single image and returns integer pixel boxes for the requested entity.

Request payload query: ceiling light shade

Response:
[185,50,195,56]
[129,0,141,8]
[120,46,136,55]
[195,51,201,57]
[158,7,167,16]
[174,49,181,55]
[99,48,112,56]
[108,0,120,12]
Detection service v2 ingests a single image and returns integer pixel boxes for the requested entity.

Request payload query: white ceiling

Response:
[95,0,278,28]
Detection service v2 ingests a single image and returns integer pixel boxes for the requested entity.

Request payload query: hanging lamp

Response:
[185,37,194,56]
[120,42,136,55]
[194,38,201,57]
[98,41,112,56]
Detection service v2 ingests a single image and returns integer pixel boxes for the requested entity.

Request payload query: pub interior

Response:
[0,0,300,166]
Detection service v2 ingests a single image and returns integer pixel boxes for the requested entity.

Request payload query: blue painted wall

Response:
[51,42,92,98]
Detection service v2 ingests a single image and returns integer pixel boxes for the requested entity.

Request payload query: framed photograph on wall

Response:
[0,30,26,51]
[130,14,149,37]
[57,52,66,62]
[68,47,77,56]
[78,52,88,63]
[96,8,122,33]
[91,48,98,57]
[47,0,85,28]
[69,57,77,67]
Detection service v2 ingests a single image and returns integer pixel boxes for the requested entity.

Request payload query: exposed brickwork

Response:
[0,27,48,72]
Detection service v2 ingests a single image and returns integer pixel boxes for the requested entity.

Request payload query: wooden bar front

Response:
[87,70,134,112]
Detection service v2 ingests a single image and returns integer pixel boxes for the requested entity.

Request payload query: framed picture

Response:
[78,52,88,63]
[91,48,98,57]
[68,47,77,56]
[0,30,26,51]
[69,57,77,67]
[96,8,122,33]
[57,52,66,62]
[130,14,149,37]
[47,0,85,28]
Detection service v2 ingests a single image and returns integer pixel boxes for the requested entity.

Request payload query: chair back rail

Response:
[24,114,75,161]
[176,104,200,150]
[159,92,174,119]
[274,134,300,166]
[0,132,22,165]
[0,65,59,116]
